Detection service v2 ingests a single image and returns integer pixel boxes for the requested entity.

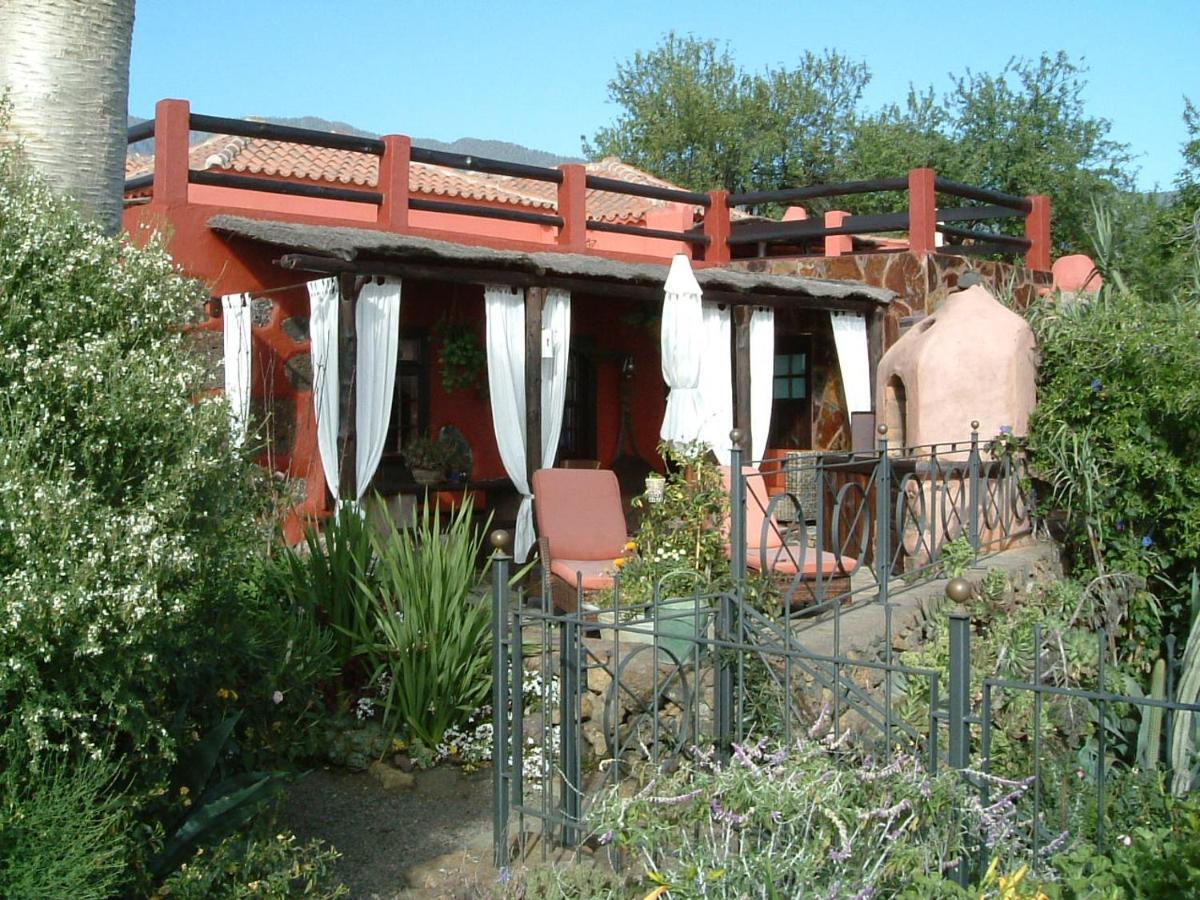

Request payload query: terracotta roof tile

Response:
[125,135,721,225]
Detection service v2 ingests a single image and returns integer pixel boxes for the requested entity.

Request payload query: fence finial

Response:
[971,420,980,431]
[729,428,744,448]
[945,577,972,605]
[490,529,511,553]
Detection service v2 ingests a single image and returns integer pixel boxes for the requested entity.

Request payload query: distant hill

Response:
[127,114,581,169]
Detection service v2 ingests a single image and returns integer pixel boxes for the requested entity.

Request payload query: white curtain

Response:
[659,254,704,445]
[354,279,401,501]
[830,310,872,413]
[220,292,252,446]
[696,302,732,464]
[540,288,571,472]
[485,286,571,563]
[749,306,775,461]
[308,277,341,501]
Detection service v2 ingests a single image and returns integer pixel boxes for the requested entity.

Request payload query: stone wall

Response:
[732,251,1052,352]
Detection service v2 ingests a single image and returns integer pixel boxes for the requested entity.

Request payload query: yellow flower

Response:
[624,540,637,552]
[613,557,627,569]
[179,786,190,796]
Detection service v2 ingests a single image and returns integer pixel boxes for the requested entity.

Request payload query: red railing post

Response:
[556,163,587,250]
[376,135,411,231]
[907,167,937,258]
[1024,194,1051,271]
[703,190,731,264]
[824,209,852,256]
[152,98,190,208]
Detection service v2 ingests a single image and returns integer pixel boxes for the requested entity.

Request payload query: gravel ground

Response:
[278,765,497,899]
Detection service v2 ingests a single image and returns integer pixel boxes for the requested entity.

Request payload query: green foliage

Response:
[940,535,975,579]
[360,499,493,747]
[585,34,868,198]
[589,41,1132,253]
[582,738,970,898]
[149,712,289,882]
[938,52,1133,255]
[435,317,487,394]
[1047,791,1200,898]
[158,828,346,899]
[602,442,730,607]
[0,141,278,784]
[0,743,130,899]
[270,504,376,674]
[1025,253,1200,639]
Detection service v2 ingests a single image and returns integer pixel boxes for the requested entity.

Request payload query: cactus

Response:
[1137,657,1166,771]
[1171,609,1200,795]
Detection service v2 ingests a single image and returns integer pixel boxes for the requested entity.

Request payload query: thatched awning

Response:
[208,214,894,310]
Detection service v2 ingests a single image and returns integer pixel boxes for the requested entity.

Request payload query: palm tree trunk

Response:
[0,0,136,234]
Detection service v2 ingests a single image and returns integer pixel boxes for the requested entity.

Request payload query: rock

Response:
[392,753,414,772]
[368,759,414,791]
[582,722,609,759]
[281,315,310,342]
[251,297,273,327]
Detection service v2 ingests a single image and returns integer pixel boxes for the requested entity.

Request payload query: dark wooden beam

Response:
[336,273,359,502]
[867,305,885,404]
[276,254,888,312]
[525,287,546,482]
[733,306,752,456]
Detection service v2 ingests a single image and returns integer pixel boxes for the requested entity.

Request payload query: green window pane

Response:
[774,356,788,376]
[774,379,789,399]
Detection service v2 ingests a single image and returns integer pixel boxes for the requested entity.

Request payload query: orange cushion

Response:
[550,558,617,590]
[746,547,856,577]
[532,468,627,561]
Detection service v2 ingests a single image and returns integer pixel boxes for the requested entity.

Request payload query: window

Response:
[773,351,808,400]
[385,333,429,453]
[556,345,596,462]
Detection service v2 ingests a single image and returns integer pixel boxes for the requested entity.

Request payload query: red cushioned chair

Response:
[720,465,857,609]
[532,467,628,613]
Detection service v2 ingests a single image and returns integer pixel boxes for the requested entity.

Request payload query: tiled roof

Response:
[125,133,715,225]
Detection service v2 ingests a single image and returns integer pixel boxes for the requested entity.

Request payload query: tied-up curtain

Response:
[749,306,775,462]
[830,310,872,413]
[220,292,252,446]
[354,279,401,501]
[485,286,528,558]
[659,254,704,445]
[308,277,341,501]
[696,302,732,464]
[485,286,572,563]
[540,289,571,472]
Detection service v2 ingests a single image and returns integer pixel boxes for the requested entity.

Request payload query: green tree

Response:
[942,52,1133,254]
[585,33,868,196]
[590,42,1133,253]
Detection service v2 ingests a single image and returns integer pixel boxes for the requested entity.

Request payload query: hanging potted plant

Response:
[436,318,487,395]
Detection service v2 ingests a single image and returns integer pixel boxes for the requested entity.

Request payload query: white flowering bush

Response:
[0,147,271,794]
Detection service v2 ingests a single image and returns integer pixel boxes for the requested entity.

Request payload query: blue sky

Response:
[129,0,1198,191]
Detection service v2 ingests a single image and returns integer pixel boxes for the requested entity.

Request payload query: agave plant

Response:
[359,498,494,748]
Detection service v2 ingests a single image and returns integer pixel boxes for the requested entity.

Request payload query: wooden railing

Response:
[126,99,1051,271]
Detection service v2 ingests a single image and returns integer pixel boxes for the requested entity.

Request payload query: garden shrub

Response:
[0,740,130,899]
[158,828,346,899]
[0,136,330,890]
[601,441,730,608]
[1026,273,1200,645]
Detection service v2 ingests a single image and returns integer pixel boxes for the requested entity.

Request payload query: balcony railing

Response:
[126,99,1051,271]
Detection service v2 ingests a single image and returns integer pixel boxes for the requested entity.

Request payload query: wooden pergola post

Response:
[336,273,359,502]
[733,305,752,457]
[524,286,546,483]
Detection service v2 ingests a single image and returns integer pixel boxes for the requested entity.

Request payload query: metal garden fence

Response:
[487,431,1199,885]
